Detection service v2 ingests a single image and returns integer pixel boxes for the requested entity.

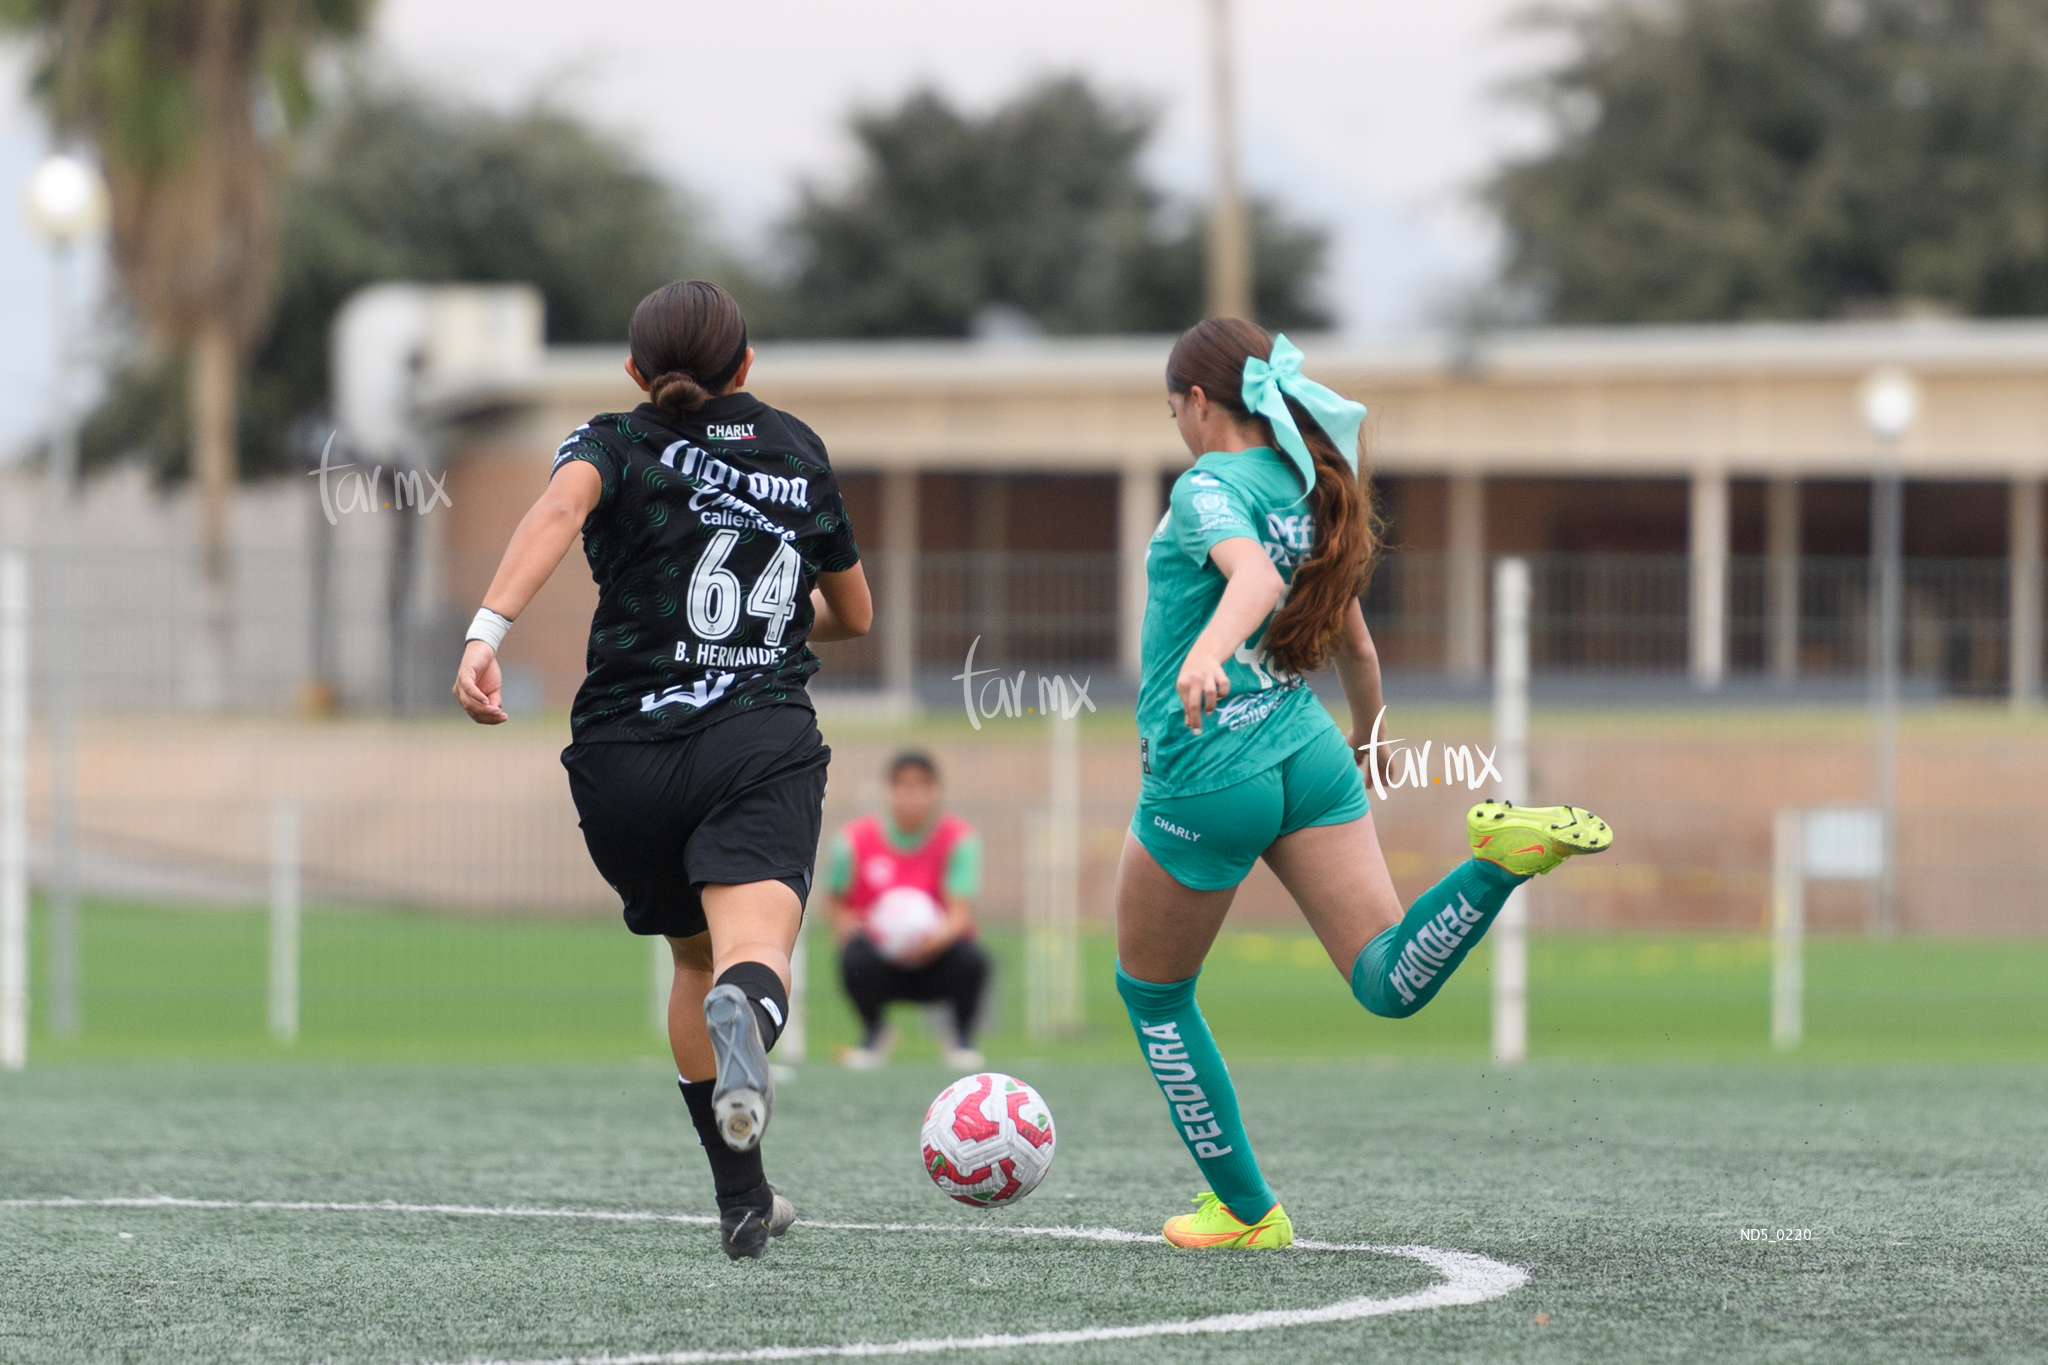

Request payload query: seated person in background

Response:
[825,750,989,1070]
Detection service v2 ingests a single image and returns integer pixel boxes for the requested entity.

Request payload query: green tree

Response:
[3,0,371,602]
[1489,0,2048,322]
[769,78,1329,337]
[84,87,718,479]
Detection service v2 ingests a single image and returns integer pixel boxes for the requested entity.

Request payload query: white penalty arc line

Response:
[2,1195,1529,1364]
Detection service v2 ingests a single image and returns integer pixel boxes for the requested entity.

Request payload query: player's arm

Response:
[905,832,980,966]
[827,893,861,948]
[1176,537,1286,734]
[1334,598,1387,785]
[940,831,982,942]
[822,832,861,946]
[810,565,873,642]
[453,460,602,725]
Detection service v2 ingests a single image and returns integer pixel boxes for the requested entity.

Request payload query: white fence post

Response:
[1492,556,1531,1067]
[1025,709,1081,1041]
[782,912,808,1065]
[1771,808,1804,1050]
[1,554,28,1071]
[651,934,673,1040]
[268,801,301,1043]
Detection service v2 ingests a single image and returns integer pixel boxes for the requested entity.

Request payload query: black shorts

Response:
[562,704,830,939]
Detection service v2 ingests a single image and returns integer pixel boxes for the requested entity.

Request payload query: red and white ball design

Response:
[920,1072,1056,1208]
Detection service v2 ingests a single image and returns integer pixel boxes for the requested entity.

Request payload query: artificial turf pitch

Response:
[7,1058,2048,1364]
[8,903,2048,1361]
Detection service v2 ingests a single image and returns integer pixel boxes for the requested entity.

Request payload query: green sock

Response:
[1351,857,1527,1018]
[1114,964,1276,1226]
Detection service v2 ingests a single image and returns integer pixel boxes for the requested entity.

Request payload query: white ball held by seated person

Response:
[866,886,948,964]
[921,1072,1056,1208]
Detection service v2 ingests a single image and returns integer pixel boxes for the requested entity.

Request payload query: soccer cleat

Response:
[718,1181,796,1261]
[1467,801,1613,876]
[704,984,773,1152]
[1162,1191,1294,1250]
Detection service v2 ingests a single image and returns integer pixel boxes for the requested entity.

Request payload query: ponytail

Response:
[1261,398,1378,675]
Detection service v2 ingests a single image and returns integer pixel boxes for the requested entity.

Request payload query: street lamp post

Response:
[25,153,106,1036]
[1860,367,1918,938]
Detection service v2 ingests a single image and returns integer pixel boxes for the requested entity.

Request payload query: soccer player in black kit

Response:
[453,281,872,1261]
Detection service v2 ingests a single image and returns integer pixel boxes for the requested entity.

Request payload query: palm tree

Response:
[3,0,370,701]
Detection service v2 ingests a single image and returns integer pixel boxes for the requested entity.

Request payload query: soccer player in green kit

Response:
[1117,319,1614,1249]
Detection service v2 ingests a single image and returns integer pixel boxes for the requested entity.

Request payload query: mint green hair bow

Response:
[1240,333,1366,493]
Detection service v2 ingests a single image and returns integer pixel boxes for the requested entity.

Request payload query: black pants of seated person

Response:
[839,934,990,1049]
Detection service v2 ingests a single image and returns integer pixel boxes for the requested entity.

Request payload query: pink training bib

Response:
[841,813,974,927]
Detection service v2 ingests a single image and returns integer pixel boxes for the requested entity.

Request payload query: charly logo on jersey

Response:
[705,423,756,442]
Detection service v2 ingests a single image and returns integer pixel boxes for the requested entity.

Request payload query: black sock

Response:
[715,961,789,1052]
[679,1077,768,1212]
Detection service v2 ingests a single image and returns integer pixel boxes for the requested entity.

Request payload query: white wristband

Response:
[466,607,512,653]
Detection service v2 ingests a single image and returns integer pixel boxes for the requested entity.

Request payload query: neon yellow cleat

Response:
[1162,1192,1294,1249]
[1467,801,1613,877]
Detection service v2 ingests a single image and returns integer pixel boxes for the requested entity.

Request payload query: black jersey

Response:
[551,393,862,741]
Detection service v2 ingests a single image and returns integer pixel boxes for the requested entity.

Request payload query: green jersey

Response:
[1137,445,1338,799]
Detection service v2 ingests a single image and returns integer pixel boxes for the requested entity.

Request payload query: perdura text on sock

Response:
[1386,894,1487,1006]
[1139,1022,1232,1158]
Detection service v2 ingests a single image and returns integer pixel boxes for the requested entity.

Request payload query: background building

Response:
[424,317,2048,711]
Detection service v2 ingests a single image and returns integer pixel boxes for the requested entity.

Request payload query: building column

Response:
[1690,465,1729,689]
[880,471,918,700]
[1767,476,1800,685]
[2011,475,2041,708]
[972,475,1008,662]
[1446,472,1485,681]
[1118,462,1161,678]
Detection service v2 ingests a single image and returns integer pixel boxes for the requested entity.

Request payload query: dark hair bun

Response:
[650,370,711,412]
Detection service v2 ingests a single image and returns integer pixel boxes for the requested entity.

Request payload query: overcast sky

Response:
[0,0,1567,458]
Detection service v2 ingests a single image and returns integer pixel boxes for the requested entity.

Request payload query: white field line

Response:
[2,1195,1530,1363]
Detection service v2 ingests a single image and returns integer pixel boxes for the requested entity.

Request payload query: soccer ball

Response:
[867,886,948,964]
[920,1072,1056,1208]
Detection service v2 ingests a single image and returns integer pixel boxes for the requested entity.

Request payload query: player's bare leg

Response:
[700,879,802,1153]
[1260,813,1402,975]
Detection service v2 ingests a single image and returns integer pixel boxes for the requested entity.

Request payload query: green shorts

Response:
[1131,723,1370,891]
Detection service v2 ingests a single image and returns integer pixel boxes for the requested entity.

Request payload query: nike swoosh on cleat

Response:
[1513,843,1545,855]
[1171,1232,1245,1247]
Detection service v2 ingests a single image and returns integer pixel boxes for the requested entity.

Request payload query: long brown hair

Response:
[1165,318,1379,675]
[629,281,749,413]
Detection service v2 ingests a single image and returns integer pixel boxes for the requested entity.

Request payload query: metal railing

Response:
[6,543,2036,703]
[1366,552,2030,694]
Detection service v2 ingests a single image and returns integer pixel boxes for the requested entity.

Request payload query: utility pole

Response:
[26,153,105,1037]
[1206,0,1253,320]
[1860,368,1918,937]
